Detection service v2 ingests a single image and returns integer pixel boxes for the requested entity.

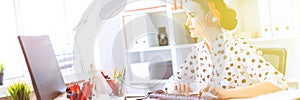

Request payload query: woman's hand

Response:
[173,83,193,95]
[201,85,229,99]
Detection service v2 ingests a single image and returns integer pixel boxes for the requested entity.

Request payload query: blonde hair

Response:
[190,0,237,30]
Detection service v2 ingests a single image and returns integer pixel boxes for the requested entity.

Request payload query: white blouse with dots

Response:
[164,34,288,92]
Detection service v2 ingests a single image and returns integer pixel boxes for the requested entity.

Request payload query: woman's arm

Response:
[220,81,281,99]
[203,81,281,99]
[164,44,203,93]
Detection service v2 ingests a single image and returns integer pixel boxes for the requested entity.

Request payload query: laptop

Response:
[18,35,66,100]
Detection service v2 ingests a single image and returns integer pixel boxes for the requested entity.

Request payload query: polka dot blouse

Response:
[164,34,288,92]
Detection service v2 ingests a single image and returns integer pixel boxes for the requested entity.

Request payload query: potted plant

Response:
[0,63,4,85]
[7,81,31,100]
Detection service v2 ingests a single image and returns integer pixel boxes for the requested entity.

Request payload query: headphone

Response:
[206,10,219,26]
[205,0,237,30]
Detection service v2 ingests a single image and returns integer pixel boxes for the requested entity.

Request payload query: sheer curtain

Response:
[16,0,69,53]
[0,0,25,80]
[16,0,73,75]
[0,0,92,81]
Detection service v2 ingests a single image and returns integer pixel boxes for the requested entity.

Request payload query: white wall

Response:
[229,0,261,34]
[292,0,300,82]
[229,0,300,81]
[97,14,126,74]
[250,0,300,81]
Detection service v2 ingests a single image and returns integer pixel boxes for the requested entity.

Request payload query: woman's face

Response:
[186,12,205,37]
[185,2,207,38]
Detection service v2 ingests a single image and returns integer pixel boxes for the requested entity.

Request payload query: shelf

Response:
[128,46,171,53]
[122,7,167,16]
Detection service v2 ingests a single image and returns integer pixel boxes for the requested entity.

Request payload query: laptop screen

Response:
[18,35,66,100]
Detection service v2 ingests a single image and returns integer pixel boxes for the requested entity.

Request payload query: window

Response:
[16,0,74,74]
[0,0,25,79]
[0,0,93,82]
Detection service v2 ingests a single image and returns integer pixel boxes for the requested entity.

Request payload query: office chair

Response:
[18,35,66,100]
[259,48,287,75]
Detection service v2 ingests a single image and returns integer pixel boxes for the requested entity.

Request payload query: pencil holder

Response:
[105,78,125,97]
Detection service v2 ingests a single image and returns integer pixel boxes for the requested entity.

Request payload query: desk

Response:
[1,84,298,100]
[125,89,300,100]
[54,93,125,100]
[53,89,300,100]
[244,89,300,100]
[56,90,300,100]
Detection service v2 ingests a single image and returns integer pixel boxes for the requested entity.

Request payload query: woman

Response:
[164,0,288,99]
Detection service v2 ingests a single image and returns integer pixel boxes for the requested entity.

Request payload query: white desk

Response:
[54,93,125,100]
[228,89,300,100]
[105,89,300,100]
[53,84,300,100]
[54,89,300,100]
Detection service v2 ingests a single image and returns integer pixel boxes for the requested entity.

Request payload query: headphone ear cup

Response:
[206,11,219,26]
